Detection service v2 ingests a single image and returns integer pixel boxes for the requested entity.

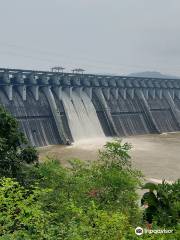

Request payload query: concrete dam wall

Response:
[0,68,180,146]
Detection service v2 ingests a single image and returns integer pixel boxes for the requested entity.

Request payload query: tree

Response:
[0,106,38,178]
[141,180,180,228]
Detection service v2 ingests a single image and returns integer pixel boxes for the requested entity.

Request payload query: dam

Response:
[0,67,180,147]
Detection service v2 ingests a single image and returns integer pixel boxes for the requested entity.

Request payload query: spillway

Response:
[61,90,105,141]
[0,88,61,146]
[0,68,180,146]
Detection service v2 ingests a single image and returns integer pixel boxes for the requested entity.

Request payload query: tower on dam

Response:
[0,67,180,147]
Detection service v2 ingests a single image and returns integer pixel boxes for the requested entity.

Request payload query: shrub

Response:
[0,178,51,239]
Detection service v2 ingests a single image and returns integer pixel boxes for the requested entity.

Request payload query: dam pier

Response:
[0,67,180,147]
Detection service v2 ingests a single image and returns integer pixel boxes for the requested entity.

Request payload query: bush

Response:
[141,179,180,228]
[0,178,51,239]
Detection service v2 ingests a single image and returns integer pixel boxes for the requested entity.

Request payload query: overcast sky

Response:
[0,0,179,75]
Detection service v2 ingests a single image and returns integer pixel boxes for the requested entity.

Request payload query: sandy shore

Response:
[38,133,180,182]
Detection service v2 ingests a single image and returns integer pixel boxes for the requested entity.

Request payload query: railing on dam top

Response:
[0,67,180,89]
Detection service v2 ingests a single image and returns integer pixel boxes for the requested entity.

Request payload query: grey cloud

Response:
[0,0,179,75]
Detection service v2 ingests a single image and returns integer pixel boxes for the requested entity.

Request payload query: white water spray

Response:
[62,90,105,141]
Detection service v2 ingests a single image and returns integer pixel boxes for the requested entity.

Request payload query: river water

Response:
[38,133,180,182]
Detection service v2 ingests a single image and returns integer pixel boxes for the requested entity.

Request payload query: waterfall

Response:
[61,90,105,141]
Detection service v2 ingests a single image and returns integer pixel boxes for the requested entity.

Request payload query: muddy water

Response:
[38,133,180,181]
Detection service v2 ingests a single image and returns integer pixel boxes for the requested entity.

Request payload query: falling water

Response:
[61,90,105,141]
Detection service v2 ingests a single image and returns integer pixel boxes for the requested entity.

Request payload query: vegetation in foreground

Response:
[0,106,179,239]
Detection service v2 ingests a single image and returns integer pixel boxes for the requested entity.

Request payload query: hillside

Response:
[128,71,179,79]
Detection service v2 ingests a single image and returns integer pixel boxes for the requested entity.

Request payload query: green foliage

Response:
[98,139,132,168]
[0,135,179,239]
[0,106,38,178]
[156,180,180,227]
[25,140,144,239]
[19,146,39,164]
[37,140,142,225]
[141,180,180,227]
[0,178,52,239]
[61,201,130,240]
[0,106,26,150]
